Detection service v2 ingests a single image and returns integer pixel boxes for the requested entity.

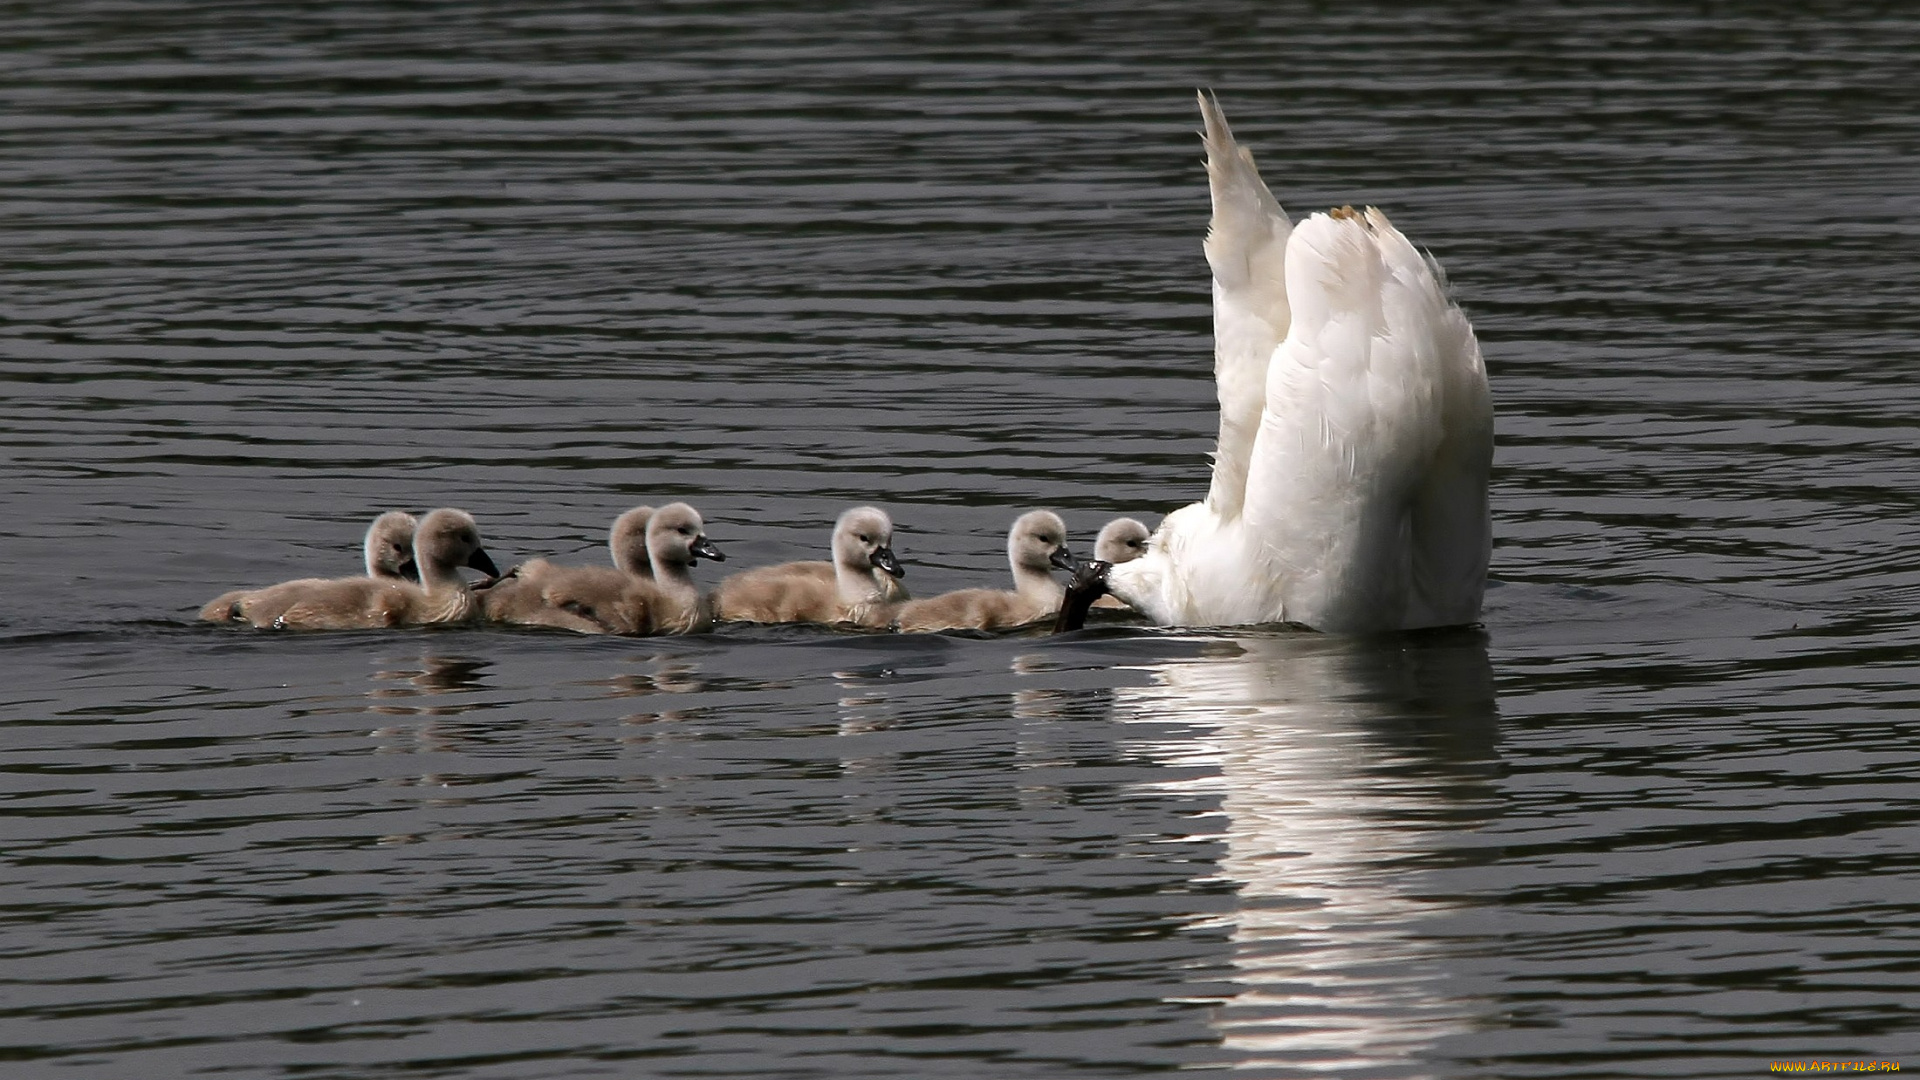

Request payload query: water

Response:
[4,3,1920,1076]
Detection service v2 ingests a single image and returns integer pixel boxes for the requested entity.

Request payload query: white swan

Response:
[1081,94,1492,633]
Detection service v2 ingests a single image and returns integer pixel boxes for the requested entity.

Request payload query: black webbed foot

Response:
[1053,559,1113,633]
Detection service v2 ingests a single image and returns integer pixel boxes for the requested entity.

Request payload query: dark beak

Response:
[1053,559,1113,633]
[871,545,904,579]
[691,535,725,563]
[396,558,420,583]
[1048,545,1078,572]
[467,547,501,578]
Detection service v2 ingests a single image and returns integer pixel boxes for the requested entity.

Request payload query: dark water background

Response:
[4,3,1920,1076]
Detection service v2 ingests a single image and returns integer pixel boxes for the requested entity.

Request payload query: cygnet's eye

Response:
[857,534,870,544]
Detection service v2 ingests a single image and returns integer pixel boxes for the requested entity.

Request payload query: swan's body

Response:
[894,511,1072,633]
[483,503,721,636]
[1103,95,1492,632]
[269,508,499,630]
[199,510,420,625]
[713,506,905,629]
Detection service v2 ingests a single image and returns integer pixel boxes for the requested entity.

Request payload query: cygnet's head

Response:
[647,502,723,570]
[363,510,420,581]
[414,508,500,585]
[1009,510,1074,573]
[609,505,656,577]
[832,506,904,579]
[1094,517,1151,565]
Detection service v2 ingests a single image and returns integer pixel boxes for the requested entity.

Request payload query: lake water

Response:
[4,3,1919,1076]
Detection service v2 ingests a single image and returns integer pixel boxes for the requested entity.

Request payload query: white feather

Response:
[1198,90,1292,521]
[1106,102,1491,632]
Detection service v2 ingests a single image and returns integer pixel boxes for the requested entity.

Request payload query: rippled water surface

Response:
[5,3,1920,1077]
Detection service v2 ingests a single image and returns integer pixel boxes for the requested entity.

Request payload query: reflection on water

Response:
[1114,632,1499,1073]
[611,656,711,747]
[366,654,492,716]
[365,653,505,837]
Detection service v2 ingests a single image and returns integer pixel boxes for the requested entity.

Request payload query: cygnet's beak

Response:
[467,547,502,579]
[1049,544,1078,572]
[396,558,420,583]
[1053,559,1113,634]
[871,545,904,578]
[691,535,725,562]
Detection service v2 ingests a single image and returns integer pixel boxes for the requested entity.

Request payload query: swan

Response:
[712,506,905,628]
[484,503,723,635]
[199,509,420,625]
[1064,93,1492,632]
[270,508,500,630]
[893,510,1074,633]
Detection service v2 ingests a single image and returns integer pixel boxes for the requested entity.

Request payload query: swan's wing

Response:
[1243,208,1488,631]
[1197,91,1292,522]
[1367,209,1492,627]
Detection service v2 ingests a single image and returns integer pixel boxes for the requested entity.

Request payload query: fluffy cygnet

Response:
[199,509,421,625]
[893,510,1074,633]
[1091,516,1151,610]
[480,505,656,634]
[363,510,422,581]
[485,503,722,636]
[606,504,656,579]
[267,508,500,630]
[712,506,905,628]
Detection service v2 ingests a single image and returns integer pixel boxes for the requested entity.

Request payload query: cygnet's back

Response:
[893,510,1073,633]
[496,503,722,636]
[271,508,500,630]
[200,510,420,626]
[712,506,905,628]
[1091,516,1151,610]
[482,505,656,634]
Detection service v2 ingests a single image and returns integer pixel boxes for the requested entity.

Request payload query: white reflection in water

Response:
[1114,632,1498,1073]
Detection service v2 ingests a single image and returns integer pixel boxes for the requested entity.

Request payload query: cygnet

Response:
[480,505,655,633]
[199,509,420,626]
[267,508,500,630]
[712,506,905,629]
[893,510,1073,633]
[1091,516,1151,610]
[486,503,722,635]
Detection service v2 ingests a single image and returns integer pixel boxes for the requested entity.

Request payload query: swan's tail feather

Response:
[1362,209,1492,626]
[1197,90,1293,523]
